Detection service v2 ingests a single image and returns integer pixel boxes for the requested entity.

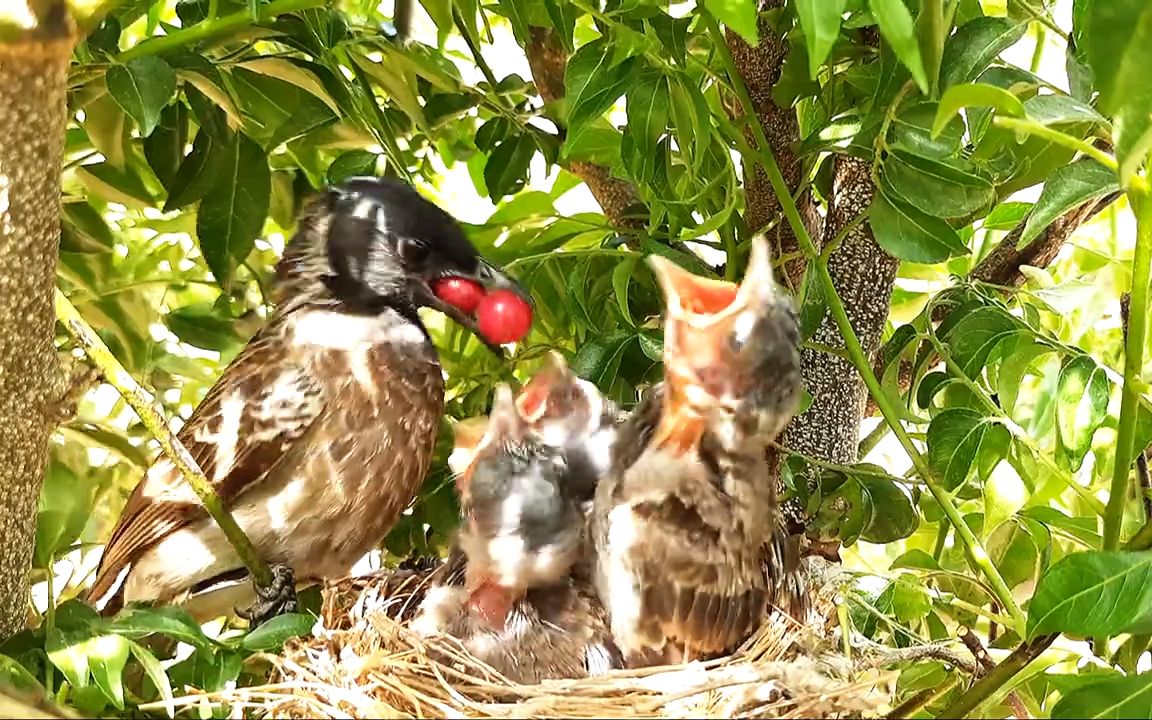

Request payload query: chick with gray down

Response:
[411,357,623,683]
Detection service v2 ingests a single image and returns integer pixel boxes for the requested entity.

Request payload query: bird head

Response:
[514,352,617,499]
[276,176,531,354]
[647,237,802,455]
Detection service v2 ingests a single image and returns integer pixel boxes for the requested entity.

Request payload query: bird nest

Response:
[235,558,894,719]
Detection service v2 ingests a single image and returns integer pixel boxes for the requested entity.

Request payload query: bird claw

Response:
[236,564,299,626]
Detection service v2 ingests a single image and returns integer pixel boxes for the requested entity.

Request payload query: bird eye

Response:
[397,236,430,266]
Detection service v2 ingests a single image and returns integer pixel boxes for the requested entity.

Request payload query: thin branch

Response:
[54,289,273,588]
[1106,180,1152,549]
[885,674,960,719]
[959,627,1029,719]
[1121,292,1152,522]
[938,634,1057,719]
[702,9,1027,636]
[116,0,325,62]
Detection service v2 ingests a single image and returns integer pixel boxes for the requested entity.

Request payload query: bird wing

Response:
[611,449,773,656]
[87,325,326,605]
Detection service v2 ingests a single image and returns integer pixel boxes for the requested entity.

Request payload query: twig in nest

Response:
[53,289,273,588]
[959,626,1029,719]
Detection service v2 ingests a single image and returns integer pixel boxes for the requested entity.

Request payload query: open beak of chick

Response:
[646,237,783,455]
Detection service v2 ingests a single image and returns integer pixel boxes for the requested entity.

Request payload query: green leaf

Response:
[795,0,847,78]
[0,653,45,696]
[869,191,969,264]
[1052,673,1152,719]
[939,17,1027,89]
[932,82,1025,138]
[571,332,634,387]
[109,605,214,648]
[611,256,638,327]
[1055,355,1111,470]
[129,642,175,718]
[859,474,919,543]
[418,0,453,46]
[1023,94,1108,129]
[704,0,760,46]
[983,201,1032,230]
[1029,551,1152,638]
[34,463,95,569]
[564,38,642,149]
[881,150,995,219]
[88,634,130,709]
[891,575,931,623]
[165,302,243,353]
[241,613,315,652]
[890,100,966,159]
[1031,279,1099,316]
[196,133,271,289]
[1082,0,1152,118]
[144,101,188,189]
[163,129,221,212]
[982,465,1027,538]
[988,518,1041,588]
[926,408,1011,491]
[891,549,941,571]
[543,0,579,52]
[106,56,177,137]
[869,0,928,92]
[327,150,378,185]
[483,133,537,200]
[75,162,155,208]
[622,68,670,183]
[46,629,91,688]
[236,57,341,114]
[1018,158,1119,247]
[944,306,1024,376]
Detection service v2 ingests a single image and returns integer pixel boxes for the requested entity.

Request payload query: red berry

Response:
[432,277,485,314]
[477,289,533,345]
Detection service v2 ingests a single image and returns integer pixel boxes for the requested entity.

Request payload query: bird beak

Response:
[420,258,533,357]
[515,351,572,422]
[648,237,778,376]
[647,238,780,450]
[456,384,526,493]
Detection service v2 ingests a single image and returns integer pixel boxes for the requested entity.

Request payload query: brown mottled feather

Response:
[593,384,805,662]
[87,307,444,616]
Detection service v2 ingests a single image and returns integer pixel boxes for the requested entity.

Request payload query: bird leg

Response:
[236,563,300,626]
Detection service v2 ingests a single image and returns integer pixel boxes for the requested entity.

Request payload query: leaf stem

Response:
[1106,182,1152,549]
[992,116,1117,171]
[937,634,1057,718]
[702,10,1028,636]
[54,289,273,588]
[116,0,326,62]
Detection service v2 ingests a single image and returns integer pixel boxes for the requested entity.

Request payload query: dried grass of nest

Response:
[236,560,894,719]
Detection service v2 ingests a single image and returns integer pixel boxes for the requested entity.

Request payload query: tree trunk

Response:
[0,2,74,639]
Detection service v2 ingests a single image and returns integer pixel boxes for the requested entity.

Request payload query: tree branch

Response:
[722,1,820,292]
[524,26,646,230]
[938,634,1057,719]
[54,289,274,589]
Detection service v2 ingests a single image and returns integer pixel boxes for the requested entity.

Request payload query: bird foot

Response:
[236,564,299,626]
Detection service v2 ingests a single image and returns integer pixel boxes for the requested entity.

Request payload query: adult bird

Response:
[85,177,530,625]
[413,371,621,682]
[590,237,806,667]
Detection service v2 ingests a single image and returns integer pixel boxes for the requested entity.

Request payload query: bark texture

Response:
[525,26,646,230]
[724,4,821,293]
[0,4,74,639]
[783,156,897,465]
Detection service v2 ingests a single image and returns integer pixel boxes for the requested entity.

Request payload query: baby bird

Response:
[411,359,622,682]
[591,236,806,667]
